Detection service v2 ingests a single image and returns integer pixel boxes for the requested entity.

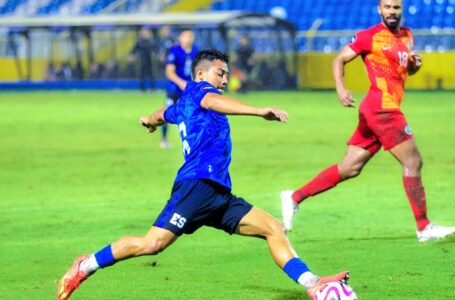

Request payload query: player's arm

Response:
[333,45,359,108]
[139,107,166,133]
[201,92,287,122]
[165,64,187,91]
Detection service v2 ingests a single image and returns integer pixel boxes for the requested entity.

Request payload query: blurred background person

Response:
[156,26,176,79]
[161,28,198,148]
[44,62,56,81]
[235,34,255,92]
[72,61,84,80]
[130,27,154,92]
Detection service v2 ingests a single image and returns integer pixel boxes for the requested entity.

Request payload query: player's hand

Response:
[260,107,288,122]
[410,51,423,67]
[140,116,157,133]
[408,51,422,75]
[336,87,356,108]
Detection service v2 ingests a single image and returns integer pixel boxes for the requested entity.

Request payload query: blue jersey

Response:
[166,45,198,96]
[163,81,232,190]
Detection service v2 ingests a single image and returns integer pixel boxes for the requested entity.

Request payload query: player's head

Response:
[192,49,230,93]
[239,34,250,46]
[378,0,403,30]
[139,27,152,39]
[178,28,194,49]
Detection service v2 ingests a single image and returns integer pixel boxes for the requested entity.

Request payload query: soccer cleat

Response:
[307,271,350,298]
[159,141,172,149]
[57,254,91,300]
[417,223,455,242]
[281,190,298,232]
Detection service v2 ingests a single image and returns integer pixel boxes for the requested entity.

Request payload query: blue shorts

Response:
[153,179,253,236]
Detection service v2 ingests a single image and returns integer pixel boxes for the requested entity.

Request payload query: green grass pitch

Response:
[0,90,454,299]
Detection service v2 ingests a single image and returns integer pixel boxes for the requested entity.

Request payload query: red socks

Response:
[403,176,430,231]
[292,165,342,204]
[290,168,430,230]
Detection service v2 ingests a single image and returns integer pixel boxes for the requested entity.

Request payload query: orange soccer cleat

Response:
[307,271,350,299]
[57,254,91,300]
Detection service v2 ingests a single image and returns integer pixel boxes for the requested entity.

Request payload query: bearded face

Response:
[378,0,403,30]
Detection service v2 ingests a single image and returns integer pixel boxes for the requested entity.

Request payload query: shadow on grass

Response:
[431,234,455,244]
[296,235,416,243]
[242,284,307,300]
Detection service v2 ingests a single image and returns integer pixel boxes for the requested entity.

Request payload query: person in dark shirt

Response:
[235,34,255,92]
[131,28,154,92]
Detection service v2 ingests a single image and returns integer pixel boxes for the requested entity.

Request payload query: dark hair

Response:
[191,49,230,77]
[179,27,193,34]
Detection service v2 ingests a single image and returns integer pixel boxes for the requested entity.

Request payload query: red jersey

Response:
[348,23,414,110]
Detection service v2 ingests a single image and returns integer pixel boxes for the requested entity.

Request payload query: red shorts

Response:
[347,106,413,154]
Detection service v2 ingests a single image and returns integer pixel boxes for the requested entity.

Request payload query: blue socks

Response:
[283,257,310,282]
[94,245,116,268]
[161,123,168,139]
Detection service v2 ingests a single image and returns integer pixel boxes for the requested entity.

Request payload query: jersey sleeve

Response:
[196,83,220,107]
[348,29,372,54]
[163,105,178,124]
[166,47,177,66]
[405,27,415,51]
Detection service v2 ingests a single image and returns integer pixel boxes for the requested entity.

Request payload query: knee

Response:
[267,218,287,237]
[138,236,168,256]
[403,154,423,173]
[338,162,363,179]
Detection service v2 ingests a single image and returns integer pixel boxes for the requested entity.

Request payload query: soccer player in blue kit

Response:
[57,50,348,300]
[161,28,198,148]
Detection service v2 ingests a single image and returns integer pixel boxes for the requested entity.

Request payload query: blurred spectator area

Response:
[3,0,452,28]
[0,0,453,90]
[1,1,453,52]
[211,0,455,30]
[211,0,455,52]
[0,0,170,16]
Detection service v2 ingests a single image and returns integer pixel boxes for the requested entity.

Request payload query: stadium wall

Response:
[165,0,213,12]
[0,58,48,81]
[298,52,455,91]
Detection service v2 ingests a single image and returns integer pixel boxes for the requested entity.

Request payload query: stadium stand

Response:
[0,0,163,16]
[211,0,455,52]
[211,0,455,30]
[0,0,453,29]
[0,0,453,90]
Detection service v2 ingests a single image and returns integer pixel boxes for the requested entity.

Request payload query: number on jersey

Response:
[398,51,409,68]
[178,122,191,157]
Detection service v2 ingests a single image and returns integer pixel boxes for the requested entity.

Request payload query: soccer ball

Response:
[313,281,357,300]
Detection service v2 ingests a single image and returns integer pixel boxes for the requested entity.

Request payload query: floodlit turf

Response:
[0,90,454,299]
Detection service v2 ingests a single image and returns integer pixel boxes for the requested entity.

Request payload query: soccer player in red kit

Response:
[281,0,455,242]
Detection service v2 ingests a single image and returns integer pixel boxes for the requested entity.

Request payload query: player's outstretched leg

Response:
[237,207,349,295]
[56,227,177,300]
[306,271,350,298]
[57,254,91,300]
[280,164,341,232]
[281,146,373,231]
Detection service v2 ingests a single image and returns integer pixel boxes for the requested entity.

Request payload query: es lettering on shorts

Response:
[170,213,187,229]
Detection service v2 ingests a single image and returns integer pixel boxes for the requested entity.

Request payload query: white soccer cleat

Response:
[280,190,298,232]
[417,223,455,242]
[159,141,172,149]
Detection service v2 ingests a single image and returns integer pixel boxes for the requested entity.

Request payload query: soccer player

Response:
[160,28,198,148]
[281,0,455,242]
[56,50,348,300]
